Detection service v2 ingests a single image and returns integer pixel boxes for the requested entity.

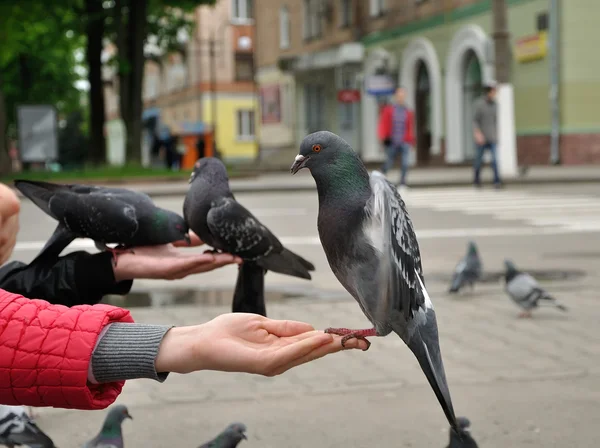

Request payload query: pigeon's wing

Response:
[368,171,425,321]
[0,409,55,448]
[30,223,76,263]
[206,197,282,259]
[48,192,139,243]
[506,273,539,301]
[455,259,467,274]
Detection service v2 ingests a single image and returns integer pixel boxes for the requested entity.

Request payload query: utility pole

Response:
[492,0,518,178]
[209,35,218,156]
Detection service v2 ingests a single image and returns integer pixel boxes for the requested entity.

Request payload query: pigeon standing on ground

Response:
[198,423,247,448]
[0,405,56,448]
[291,131,460,432]
[82,405,132,448]
[183,158,314,316]
[14,180,190,265]
[446,417,479,448]
[504,259,568,318]
[448,241,482,294]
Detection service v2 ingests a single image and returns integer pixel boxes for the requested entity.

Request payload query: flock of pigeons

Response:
[5,130,568,447]
[448,241,568,318]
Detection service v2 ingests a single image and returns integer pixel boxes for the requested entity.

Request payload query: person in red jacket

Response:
[0,184,366,411]
[377,87,416,187]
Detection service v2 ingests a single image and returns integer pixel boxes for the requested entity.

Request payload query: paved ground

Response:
[10,183,600,447]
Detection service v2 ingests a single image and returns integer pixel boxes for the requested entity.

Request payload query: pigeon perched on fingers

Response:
[0,405,56,448]
[447,417,479,448]
[82,405,132,448]
[504,259,567,318]
[14,180,190,266]
[448,241,482,294]
[184,158,314,317]
[198,423,247,448]
[291,131,460,432]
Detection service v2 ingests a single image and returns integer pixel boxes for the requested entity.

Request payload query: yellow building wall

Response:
[202,95,259,160]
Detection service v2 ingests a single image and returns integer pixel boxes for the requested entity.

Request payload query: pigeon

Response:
[82,405,132,448]
[183,158,315,316]
[447,417,479,448]
[504,259,568,318]
[291,131,460,432]
[14,180,190,265]
[448,241,482,294]
[198,423,247,448]
[0,405,56,448]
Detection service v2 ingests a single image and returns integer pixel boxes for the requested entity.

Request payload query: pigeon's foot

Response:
[324,327,378,351]
[518,311,533,318]
[106,246,135,267]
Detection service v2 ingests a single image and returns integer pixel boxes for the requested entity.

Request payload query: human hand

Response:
[113,241,242,281]
[474,129,485,146]
[155,313,369,377]
[0,184,20,265]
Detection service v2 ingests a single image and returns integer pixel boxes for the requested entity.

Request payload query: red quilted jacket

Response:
[0,289,134,409]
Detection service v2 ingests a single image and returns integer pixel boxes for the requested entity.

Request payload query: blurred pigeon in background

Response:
[446,416,479,448]
[184,158,314,317]
[82,405,132,448]
[198,423,247,448]
[291,131,460,432]
[504,259,568,318]
[448,241,482,294]
[14,180,190,266]
[0,405,56,448]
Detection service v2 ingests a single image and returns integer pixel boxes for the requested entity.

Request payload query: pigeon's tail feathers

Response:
[257,248,313,279]
[406,311,458,432]
[538,292,568,312]
[30,224,75,264]
[448,273,464,294]
[13,179,65,220]
[232,262,267,316]
[555,303,568,312]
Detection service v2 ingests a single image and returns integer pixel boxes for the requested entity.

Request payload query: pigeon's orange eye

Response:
[312,144,322,153]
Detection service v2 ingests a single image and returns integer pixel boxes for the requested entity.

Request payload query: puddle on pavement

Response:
[101,287,348,308]
[427,268,586,284]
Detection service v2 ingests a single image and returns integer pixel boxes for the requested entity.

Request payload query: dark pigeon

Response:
[504,259,568,318]
[448,241,482,294]
[447,417,479,448]
[198,423,247,448]
[14,180,190,265]
[82,405,132,448]
[0,405,56,448]
[291,131,460,432]
[183,158,314,316]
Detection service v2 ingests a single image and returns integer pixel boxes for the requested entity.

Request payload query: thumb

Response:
[262,319,315,337]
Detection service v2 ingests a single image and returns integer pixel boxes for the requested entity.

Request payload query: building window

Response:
[369,0,385,17]
[303,0,322,40]
[232,0,253,22]
[280,6,290,49]
[340,0,352,28]
[235,53,254,81]
[305,84,325,133]
[236,110,255,140]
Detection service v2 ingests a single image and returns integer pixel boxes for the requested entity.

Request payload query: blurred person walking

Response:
[473,82,502,188]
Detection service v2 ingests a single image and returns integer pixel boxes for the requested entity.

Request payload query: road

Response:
[10,182,600,447]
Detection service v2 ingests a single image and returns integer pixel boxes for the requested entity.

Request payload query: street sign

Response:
[337,89,361,103]
[364,74,396,96]
[17,105,58,163]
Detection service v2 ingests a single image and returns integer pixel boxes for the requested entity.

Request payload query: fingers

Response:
[164,253,240,279]
[0,185,20,220]
[263,332,333,376]
[261,318,316,337]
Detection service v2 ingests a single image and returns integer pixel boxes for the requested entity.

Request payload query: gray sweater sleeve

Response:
[89,323,174,384]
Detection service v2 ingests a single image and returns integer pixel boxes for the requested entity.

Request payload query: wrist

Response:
[154,325,206,374]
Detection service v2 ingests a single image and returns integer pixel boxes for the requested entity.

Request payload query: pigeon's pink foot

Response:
[106,246,135,267]
[518,311,533,319]
[324,327,378,351]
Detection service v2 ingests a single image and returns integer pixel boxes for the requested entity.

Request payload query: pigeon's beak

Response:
[290,154,308,175]
[241,432,248,440]
[126,411,133,420]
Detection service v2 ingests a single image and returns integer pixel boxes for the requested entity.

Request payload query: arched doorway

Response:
[462,50,483,160]
[415,60,432,164]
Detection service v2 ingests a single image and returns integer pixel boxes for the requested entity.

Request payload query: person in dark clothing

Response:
[196,137,206,159]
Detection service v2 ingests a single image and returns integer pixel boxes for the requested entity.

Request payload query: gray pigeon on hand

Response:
[198,423,247,448]
[184,158,314,317]
[447,417,479,448]
[448,241,482,294]
[0,405,56,448]
[14,180,190,266]
[291,131,460,432]
[504,259,567,318]
[82,405,132,448]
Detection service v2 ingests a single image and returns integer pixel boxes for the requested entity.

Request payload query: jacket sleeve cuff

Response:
[90,323,174,384]
[77,252,133,298]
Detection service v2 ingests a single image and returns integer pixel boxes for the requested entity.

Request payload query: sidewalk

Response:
[118,165,600,197]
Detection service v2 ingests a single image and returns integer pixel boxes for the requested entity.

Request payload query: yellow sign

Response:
[515,31,547,63]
